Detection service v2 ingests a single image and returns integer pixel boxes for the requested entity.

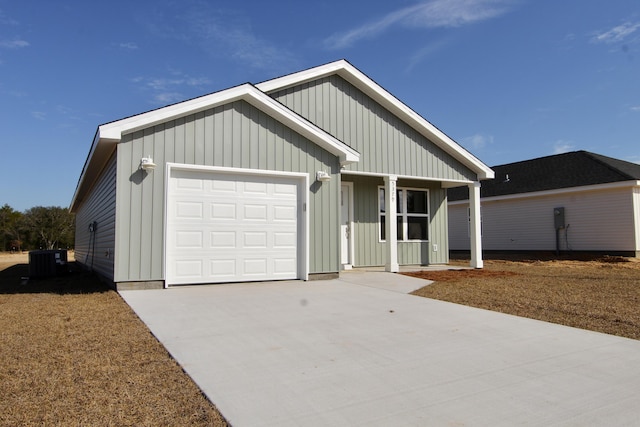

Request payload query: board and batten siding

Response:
[449,186,637,252]
[114,100,340,284]
[269,75,477,181]
[74,153,117,281]
[345,175,448,266]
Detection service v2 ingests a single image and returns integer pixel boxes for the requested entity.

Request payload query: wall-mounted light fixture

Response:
[316,171,331,182]
[140,156,157,171]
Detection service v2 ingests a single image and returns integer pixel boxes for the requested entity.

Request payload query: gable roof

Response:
[448,150,640,201]
[70,83,360,211]
[71,59,494,212]
[257,59,494,181]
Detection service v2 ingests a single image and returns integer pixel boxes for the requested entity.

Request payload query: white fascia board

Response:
[243,89,359,165]
[97,83,359,165]
[72,84,359,211]
[257,60,494,180]
[98,84,253,140]
[447,180,640,206]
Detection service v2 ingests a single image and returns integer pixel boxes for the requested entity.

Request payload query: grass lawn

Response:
[0,253,228,426]
[2,252,638,425]
[407,255,640,340]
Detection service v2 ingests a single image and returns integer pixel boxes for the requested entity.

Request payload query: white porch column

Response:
[384,175,399,272]
[469,181,483,269]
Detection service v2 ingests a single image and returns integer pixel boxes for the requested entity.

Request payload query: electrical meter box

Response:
[553,207,565,230]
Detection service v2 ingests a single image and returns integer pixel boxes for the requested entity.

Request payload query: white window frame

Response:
[379,186,430,242]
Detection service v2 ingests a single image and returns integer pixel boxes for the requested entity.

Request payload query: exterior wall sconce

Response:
[140,156,157,171]
[316,171,331,182]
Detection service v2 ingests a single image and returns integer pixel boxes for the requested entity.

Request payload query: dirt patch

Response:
[408,257,640,340]
[404,268,520,282]
[0,255,228,426]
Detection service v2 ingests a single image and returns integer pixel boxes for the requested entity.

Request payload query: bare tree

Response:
[22,206,75,250]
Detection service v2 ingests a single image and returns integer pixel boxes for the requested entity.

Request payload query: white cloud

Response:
[324,0,515,49]
[591,22,640,44]
[0,9,19,26]
[0,39,29,49]
[31,111,46,120]
[132,70,212,105]
[119,42,138,50]
[154,92,184,104]
[552,140,575,154]
[630,106,640,112]
[461,133,493,150]
[147,4,297,71]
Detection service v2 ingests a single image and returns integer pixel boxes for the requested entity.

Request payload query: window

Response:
[379,187,429,241]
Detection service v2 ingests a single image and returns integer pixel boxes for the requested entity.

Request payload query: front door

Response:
[340,183,353,269]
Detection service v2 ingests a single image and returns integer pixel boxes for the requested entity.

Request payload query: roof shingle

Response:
[448,151,640,201]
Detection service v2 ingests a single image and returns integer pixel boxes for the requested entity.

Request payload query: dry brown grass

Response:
[407,256,640,340]
[0,253,228,426]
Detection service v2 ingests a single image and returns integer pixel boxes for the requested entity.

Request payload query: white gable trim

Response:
[257,60,494,181]
[98,84,359,164]
[71,84,359,211]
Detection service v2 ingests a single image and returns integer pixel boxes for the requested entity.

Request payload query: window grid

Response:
[379,186,429,242]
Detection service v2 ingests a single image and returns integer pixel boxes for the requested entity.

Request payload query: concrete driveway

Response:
[120,272,640,426]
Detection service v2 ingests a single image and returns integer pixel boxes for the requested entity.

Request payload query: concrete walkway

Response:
[120,272,640,426]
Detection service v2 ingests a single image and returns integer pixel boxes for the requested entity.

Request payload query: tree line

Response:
[0,204,75,252]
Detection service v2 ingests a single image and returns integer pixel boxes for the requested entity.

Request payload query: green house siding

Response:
[344,175,449,267]
[114,100,340,283]
[270,75,476,181]
[75,153,117,281]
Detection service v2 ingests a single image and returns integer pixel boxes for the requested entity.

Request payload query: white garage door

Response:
[166,168,301,285]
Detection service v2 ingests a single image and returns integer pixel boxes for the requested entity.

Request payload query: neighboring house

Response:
[448,151,640,257]
[70,60,494,289]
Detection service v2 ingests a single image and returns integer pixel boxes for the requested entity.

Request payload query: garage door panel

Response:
[244,204,268,221]
[274,232,296,248]
[274,260,296,275]
[175,231,203,249]
[244,181,268,194]
[210,259,236,277]
[176,176,204,191]
[211,203,236,220]
[167,169,300,285]
[211,179,237,192]
[175,260,204,279]
[273,205,296,221]
[210,231,236,248]
[176,201,203,219]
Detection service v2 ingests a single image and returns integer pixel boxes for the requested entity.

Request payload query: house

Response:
[448,151,640,257]
[70,60,494,289]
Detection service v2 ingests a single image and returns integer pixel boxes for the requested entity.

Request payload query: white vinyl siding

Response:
[449,186,636,252]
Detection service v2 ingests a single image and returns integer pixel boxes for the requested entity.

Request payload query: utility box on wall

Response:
[554,207,565,230]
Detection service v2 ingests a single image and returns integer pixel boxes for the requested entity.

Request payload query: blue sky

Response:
[1,0,638,211]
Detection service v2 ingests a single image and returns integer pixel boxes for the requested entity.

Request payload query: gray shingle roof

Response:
[448,151,640,201]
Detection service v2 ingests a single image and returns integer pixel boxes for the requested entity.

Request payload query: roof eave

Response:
[70,83,360,211]
[258,60,494,181]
